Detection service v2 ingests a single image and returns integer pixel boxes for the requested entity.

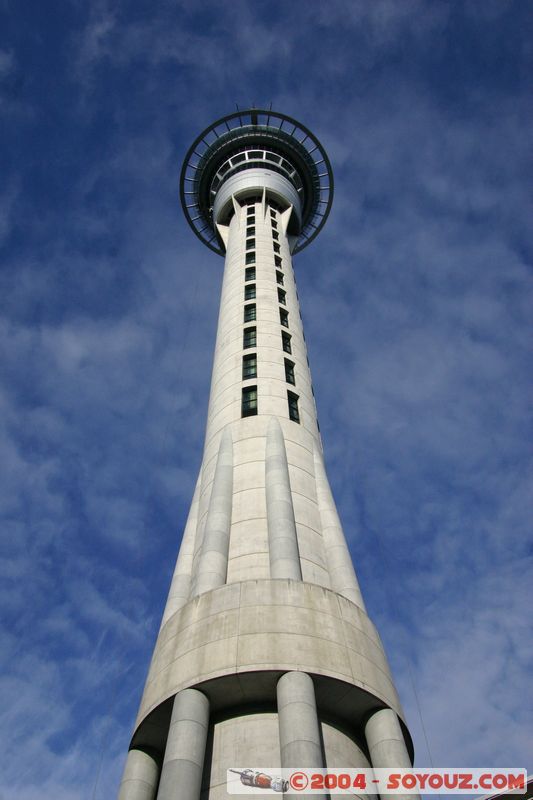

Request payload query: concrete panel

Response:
[321,721,371,800]
[231,480,267,514]
[300,558,331,589]
[205,712,280,796]
[226,552,271,583]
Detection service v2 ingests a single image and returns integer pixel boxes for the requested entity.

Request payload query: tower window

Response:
[245,283,256,300]
[274,256,282,268]
[247,226,255,236]
[270,208,276,218]
[246,238,255,250]
[280,308,289,328]
[271,219,278,230]
[282,331,292,353]
[287,391,300,423]
[242,353,257,380]
[242,385,258,417]
[272,230,279,241]
[278,288,286,305]
[245,266,256,281]
[284,359,295,385]
[276,271,284,285]
[243,327,256,349]
[273,242,280,254]
[244,303,256,322]
[245,252,256,265]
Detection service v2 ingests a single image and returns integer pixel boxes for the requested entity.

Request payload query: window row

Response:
[243,327,292,353]
[239,201,299,423]
[242,351,294,385]
[241,385,299,422]
[242,285,284,305]
[243,208,283,272]
[274,209,298,420]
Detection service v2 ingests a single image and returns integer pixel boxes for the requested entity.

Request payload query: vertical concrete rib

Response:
[157,689,210,800]
[314,444,366,610]
[265,417,302,580]
[277,672,327,800]
[193,428,233,596]
[118,747,160,800]
[365,709,418,800]
[160,474,201,628]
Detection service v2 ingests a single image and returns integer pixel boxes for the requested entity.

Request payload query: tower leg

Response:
[156,689,210,800]
[365,708,418,800]
[193,428,233,597]
[266,418,302,581]
[277,671,327,800]
[118,747,160,800]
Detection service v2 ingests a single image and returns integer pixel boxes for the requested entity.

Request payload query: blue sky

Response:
[1,1,532,797]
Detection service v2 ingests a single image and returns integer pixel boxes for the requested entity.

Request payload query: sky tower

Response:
[118,109,416,800]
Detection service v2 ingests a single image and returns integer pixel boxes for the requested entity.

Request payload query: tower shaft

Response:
[118,110,416,800]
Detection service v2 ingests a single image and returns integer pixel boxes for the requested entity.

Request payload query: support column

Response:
[118,747,160,800]
[160,474,201,628]
[314,445,366,610]
[277,671,326,800]
[157,689,210,800]
[365,708,418,800]
[193,427,233,597]
[266,418,302,580]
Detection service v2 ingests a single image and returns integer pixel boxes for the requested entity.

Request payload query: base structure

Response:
[119,580,414,799]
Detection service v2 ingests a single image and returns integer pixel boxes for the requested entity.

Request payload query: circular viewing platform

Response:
[180,108,334,255]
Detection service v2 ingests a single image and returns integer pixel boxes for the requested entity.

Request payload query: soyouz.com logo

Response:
[227,767,527,794]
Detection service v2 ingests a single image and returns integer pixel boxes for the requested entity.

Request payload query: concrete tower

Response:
[118,109,415,800]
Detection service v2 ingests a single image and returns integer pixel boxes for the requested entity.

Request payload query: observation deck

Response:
[180,108,334,255]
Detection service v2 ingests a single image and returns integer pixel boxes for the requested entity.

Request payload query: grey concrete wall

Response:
[202,712,280,799]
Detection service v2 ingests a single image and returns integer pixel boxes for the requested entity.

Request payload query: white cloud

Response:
[0,181,19,244]
[0,48,14,77]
